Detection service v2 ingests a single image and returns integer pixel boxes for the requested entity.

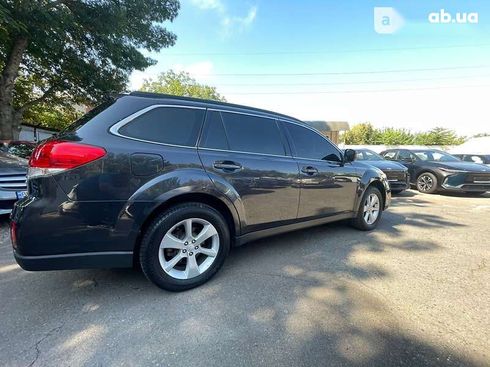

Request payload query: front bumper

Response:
[441,172,490,192]
[384,170,409,192]
[387,180,410,191]
[0,190,19,215]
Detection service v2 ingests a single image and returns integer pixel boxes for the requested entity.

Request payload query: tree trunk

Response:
[0,37,28,140]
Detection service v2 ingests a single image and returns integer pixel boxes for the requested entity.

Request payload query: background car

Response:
[380,148,490,194]
[1,141,37,159]
[452,154,490,166]
[350,148,409,194]
[0,151,27,215]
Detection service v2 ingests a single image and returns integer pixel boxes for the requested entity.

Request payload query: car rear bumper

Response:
[13,250,133,271]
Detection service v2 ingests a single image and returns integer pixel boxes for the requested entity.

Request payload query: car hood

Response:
[434,161,490,172]
[354,160,407,171]
[0,153,28,173]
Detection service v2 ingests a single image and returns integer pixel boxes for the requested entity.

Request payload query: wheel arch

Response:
[132,192,239,266]
[355,167,390,211]
[368,180,387,207]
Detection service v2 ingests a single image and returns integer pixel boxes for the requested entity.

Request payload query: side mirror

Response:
[343,149,356,163]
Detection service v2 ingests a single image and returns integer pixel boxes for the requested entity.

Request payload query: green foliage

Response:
[377,128,415,145]
[341,124,465,146]
[1,0,180,129]
[341,123,379,144]
[414,127,465,145]
[141,70,226,101]
[23,103,82,131]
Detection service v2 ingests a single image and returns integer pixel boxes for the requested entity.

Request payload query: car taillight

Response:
[28,140,106,178]
[10,221,17,250]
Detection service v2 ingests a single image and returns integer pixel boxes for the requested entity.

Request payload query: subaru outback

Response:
[10,92,390,291]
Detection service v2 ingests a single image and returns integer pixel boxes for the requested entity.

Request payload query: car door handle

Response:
[301,166,318,175]
[213,160,242,171]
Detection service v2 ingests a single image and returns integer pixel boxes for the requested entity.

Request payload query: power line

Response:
[215,74,490,87]
[224,84,490,95]
[198,65,490,77]
[162,43,490,56]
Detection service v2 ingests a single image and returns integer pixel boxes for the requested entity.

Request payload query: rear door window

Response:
[118,106,205,146]
[220,112,285,156]
[199,111,229,150]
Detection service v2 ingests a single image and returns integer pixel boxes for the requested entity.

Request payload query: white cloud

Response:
[190,0,224,11]
[190,0,257,34]
[222,6,257,30]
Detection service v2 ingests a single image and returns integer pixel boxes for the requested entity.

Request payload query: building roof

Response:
[304,121,350,132]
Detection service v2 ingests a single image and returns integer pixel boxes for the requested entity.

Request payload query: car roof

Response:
[128,91,304,124]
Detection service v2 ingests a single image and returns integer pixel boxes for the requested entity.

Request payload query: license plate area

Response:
[16,191,27,199]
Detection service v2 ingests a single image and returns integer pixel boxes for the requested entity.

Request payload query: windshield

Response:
[413,150,460,162]
[355,149,384,161]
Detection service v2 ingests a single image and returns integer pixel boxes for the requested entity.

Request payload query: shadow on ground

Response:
[0,202,484,366]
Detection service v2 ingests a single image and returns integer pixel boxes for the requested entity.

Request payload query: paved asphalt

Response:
[0,190,489,367]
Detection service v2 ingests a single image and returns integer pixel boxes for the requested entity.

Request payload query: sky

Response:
[129,0,490,136]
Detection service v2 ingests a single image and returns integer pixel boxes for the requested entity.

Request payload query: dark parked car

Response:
[452,154,490,166]
[11,93,391,291]
[351,148,409,194]
[0,152,27,215]
[380,148,490,194]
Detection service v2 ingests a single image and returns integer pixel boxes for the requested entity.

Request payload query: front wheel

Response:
[351,186,383,231]
[416,172,438,194]
[139,203,230,291]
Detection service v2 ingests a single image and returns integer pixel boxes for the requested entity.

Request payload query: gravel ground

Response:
[0,190,489,367]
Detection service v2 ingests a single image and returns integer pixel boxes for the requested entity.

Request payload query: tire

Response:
[416,172,438,194]
[139,203,230,291]
[351,186,384,231]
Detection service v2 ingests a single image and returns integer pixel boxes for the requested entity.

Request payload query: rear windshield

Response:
[62,98,117,133]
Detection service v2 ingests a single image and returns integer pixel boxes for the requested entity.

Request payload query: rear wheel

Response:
[351,186,383,231]
[416,172,438,194]
[139,203,230,291]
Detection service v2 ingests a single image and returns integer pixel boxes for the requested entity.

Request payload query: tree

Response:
[341,122,379,144]
[140,70,226,101]
[414,127,465,145]
[341,123,467,146]
[377,128,415,145]
[0,0,180,139]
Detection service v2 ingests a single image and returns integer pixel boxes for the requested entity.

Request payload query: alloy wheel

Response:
[363,193,380,225]
[158,218,220,280]
[417,174,433,192]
